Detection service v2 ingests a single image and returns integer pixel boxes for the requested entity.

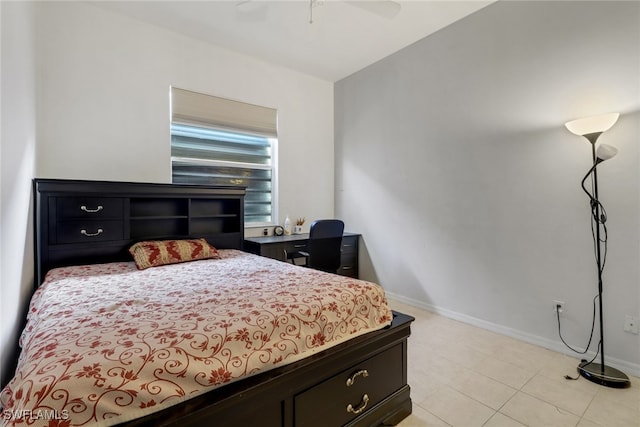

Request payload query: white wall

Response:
[0,0,37,386]
[36,1,335,235]
[335,1,640,374]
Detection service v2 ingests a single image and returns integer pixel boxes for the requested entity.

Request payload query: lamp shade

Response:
[596,144,618,161]
[565,113,620,136]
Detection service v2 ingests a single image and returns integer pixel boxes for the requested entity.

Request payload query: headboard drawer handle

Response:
[81,228,103,237]
[346,394,369,415]
[80,205,103,213]
[346,369,368,386]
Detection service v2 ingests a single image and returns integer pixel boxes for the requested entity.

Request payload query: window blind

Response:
[171,87,277,137]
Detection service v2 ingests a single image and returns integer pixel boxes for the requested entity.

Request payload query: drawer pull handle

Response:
[80,205,103,213]
[293,244,306,248]
[343,244,353,248]
[346,394,369,415]
[81,228,103,237]
[346,369,369,386]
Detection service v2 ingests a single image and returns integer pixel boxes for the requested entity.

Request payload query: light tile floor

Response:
[389,299,640,427]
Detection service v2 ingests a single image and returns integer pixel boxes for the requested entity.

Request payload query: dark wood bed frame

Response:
[32,178,413,427]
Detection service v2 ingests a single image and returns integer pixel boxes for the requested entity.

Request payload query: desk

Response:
[244,233,360,278]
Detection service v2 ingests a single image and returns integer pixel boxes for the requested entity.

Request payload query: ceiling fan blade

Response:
[343,1,401,19]
[236,1,267,11]
[235,0,269,21]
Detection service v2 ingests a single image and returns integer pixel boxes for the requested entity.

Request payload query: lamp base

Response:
[578,361,631,388]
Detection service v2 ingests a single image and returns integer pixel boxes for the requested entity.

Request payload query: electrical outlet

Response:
[624,315,639,334]
[553,300,565,316]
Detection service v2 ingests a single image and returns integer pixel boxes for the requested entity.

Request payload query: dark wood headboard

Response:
[34,179,246,286]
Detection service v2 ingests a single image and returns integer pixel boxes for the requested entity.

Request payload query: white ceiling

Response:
[93,0,494,82]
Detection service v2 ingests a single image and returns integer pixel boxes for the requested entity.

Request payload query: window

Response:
[170,87,277,225]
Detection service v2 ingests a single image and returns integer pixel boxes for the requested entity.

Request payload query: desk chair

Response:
[286,219,344,274]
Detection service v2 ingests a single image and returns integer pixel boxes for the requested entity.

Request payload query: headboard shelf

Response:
[34,179,246,286]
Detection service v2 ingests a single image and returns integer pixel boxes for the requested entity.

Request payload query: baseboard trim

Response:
[386,292,640,378]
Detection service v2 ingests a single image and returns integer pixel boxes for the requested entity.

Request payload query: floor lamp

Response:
[565,112,631,388]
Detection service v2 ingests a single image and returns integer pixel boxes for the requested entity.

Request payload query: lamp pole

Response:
[587,136,606,375]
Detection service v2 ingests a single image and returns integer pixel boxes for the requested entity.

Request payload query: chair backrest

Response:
[306,219,345,274]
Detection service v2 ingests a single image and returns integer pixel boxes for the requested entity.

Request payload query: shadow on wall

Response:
[1,196,35,389]
[358,236,379,284]
[359,235,436,307]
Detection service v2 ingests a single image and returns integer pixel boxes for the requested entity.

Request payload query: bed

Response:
[1,179,413,427]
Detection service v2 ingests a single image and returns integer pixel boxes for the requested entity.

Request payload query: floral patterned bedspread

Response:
[1,250,391,426]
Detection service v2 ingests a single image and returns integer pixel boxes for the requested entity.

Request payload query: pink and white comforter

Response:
[1,250,392,426]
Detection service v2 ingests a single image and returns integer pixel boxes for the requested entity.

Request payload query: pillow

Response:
[129,238,220,270]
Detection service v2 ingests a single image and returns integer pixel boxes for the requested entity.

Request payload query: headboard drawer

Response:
[56,220,124,244]
[56,197,124,219]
